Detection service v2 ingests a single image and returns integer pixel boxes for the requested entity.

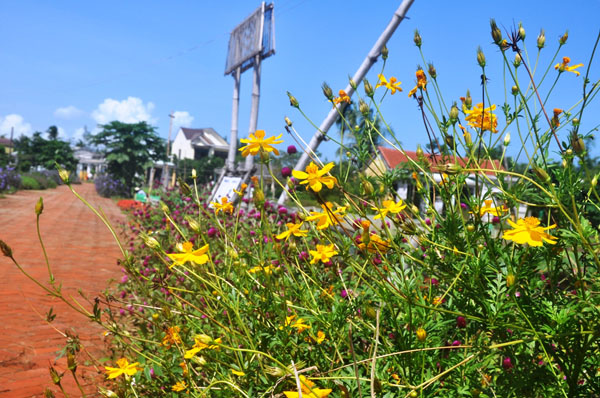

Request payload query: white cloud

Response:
[0,114,33,137]
[172,110,194,130]
[54,105,84,119]
[91,97,156,125]
[73,127,86,142]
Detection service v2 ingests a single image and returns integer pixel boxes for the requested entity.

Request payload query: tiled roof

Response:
[181,127,228,147]
[377,146,503,176]
[0,137,13,147]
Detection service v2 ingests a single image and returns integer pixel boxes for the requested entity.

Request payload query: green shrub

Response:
[20,175,41,190]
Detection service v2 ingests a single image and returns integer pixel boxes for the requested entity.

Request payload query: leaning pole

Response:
[277,0,415,205]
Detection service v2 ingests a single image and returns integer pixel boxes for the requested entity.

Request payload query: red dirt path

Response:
[0,184,126,397]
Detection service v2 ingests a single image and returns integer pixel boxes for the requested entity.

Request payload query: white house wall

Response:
[171,129,195,160]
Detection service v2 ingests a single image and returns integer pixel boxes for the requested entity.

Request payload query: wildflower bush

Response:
[95,173,130,198]
[2,21,600,398]
[0,166,21,193]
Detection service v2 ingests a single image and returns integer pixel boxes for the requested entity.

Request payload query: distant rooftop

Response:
[181,127,228,148]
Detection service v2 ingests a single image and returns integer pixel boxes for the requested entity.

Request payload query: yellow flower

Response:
[291,317,311,333]
[375,74,402,94]
[552,108,562,128]
[172,381,187,392]
[407,69,427,97]
[554,56,583,76]
[284,375,332,398]
[211,196,234,215]
[475,199,508,217]
[332,89,351,105]
[233,183,248,196]
[372,199,406,219]
[276,222,308,241]
[315,330,326,344]
[292,162,337,192]
[184,335,222,359]
[416,327,427,342]
[502,216,557,246]
[231,369,246,377]
[248,264,276,275]
[464,103,498,133]
[305,202,346,230]
[162,326,182,349]
[358,233,391,254]
[167,242,210,267]
[105,358,142,379]
[309,243,338,264]
[239,129,283,157]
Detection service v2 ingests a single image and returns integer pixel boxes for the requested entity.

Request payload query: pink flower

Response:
[456,316,466,328]
[287,145,297,154]
[281,167,292,178]
[502,357,513,370]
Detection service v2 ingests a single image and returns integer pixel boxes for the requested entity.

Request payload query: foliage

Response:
[14,127,78,172]
[89,121,166,194]
[176,156,225,185]
[20,175,41,190]
[0,145,12,167]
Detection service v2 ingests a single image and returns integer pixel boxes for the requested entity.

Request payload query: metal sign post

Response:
[277,0,415,205]
[210,2,275,204]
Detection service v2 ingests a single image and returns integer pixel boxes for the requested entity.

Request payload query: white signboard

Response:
[209,176,242,208]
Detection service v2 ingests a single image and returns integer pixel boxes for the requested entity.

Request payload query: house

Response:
[73,147,106,180]
[366,146,506,214]
[0,137,13,154]
[171,127,228,161]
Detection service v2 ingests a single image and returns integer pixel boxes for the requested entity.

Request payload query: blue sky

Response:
[1,1,599,162]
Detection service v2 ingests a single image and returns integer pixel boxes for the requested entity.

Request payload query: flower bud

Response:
[449,103,459,124]
[359,99,370,115]
[187,218,200,232]
[67,350,77,371]
[476,46,486,67]
[284,116,293,127]
[427,63,437,79]
[416,145,425,160]
[44,388,56,398]
[35,197,44,216]
[381,45,389,60]
[490,19,503,45]
[191,168,197,179]
[58,168,70,184]
[361,178,374,196]
[559,30,569,45]
[518,22,526,40]
[416,327,427,342]
[513,53,522,68]
[0,239,12,258]
[363,78,374,97]
[592,174,598,188]
[349,77,357,90]
[253,188,265,204]
[444,135,454,148]
[178,178,191,196]
[144,236,160,250]
[49,366,62,385]
[160,202,170,214]
[511,85,519,96]
[506,273,516,287]
[503,132,511,146]
[463,130,473,147]
[537,29,546,49]
[465,90,472,109]
[321,82,333,100]
[443,162,461,175]
[287,92,299,108]
[572,135,586,155]
[413,29,422,47]
[533,166,551,183]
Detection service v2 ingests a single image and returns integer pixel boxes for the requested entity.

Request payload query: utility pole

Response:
[9,127,13,155]
[167,111,175,160]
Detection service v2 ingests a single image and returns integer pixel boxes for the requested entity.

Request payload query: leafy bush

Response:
[20,175,41,190]
[0,167,20,192]
[28,172,57,189]
[94,174,129,198]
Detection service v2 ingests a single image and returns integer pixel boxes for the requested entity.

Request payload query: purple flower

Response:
[287,145,297,155]
[456,316,467,328]
[207,227,218,237]
[298,251,309,261]
[281,167,292,178]
[502,357,514,370]
[340,290,348,299]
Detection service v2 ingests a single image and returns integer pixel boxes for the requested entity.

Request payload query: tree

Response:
[89,121,166,193]
[14,127,77,172]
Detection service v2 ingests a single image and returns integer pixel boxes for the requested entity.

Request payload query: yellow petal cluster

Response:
[284,375,332,398]
[167,242,210,267]
[239,129,283,157]
[464,103,498,133]
[375,74,402,94]
[372,199,406,220]
[309,243,338,264]
[292,162,337,193]
[105,358,142,379]
[305,202,346,230]
[502,216,557,246]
